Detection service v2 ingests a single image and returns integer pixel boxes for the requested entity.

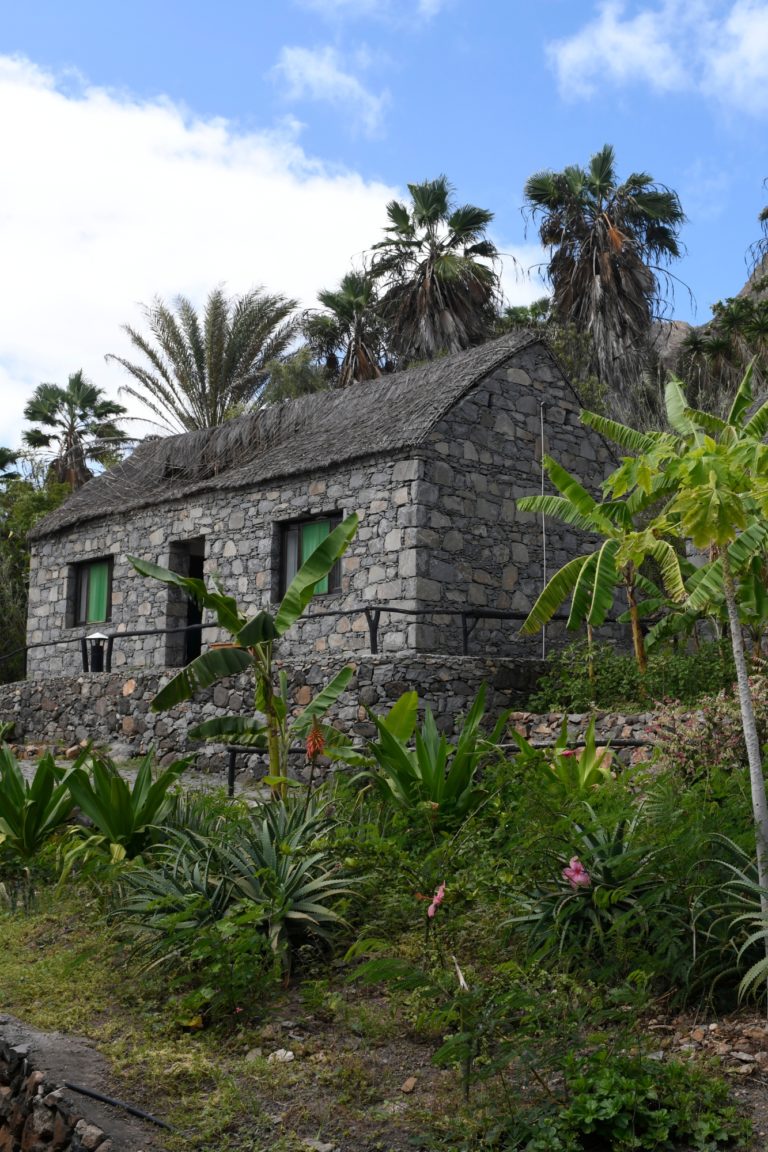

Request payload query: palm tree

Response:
[22,372,127,490]
[107,286,299,433]
[524,145,684,411]
[370,176,500,364]
[0,447,19,485]
[302,269,389,387]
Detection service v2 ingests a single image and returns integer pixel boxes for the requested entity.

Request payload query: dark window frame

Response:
[279,513,342,598]
[73,557,114,626]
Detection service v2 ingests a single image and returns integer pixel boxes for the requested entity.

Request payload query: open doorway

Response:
[165,537,206,666]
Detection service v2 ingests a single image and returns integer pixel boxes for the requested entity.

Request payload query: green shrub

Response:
[487,1049,749,1151]
[527,640,736,712]
[111,796,353,1014]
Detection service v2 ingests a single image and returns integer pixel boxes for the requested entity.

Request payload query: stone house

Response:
[25,331,614,681]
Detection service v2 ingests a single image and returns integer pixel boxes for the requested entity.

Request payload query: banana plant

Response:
[607,364,768,953]
[517,455,684,673]
[130,513,358,790]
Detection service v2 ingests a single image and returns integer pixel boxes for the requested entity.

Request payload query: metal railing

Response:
[0,603,595,674]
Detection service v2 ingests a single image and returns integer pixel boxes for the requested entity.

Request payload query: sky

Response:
[2,0,768,450]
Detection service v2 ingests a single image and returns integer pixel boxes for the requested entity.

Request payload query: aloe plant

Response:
[113,796,352,977]
[130,513,358,791]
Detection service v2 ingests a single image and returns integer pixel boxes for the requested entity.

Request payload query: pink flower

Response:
[559,749,578,759]
[562,857,591,889]
[427,882,446,918]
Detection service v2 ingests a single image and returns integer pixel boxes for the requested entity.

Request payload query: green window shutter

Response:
[86,561,110,622]
[301,520,330,594]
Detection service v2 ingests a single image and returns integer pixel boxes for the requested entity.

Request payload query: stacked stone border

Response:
[0,655,669,775]
[0,655,543,770]
[0,1039,113,1152]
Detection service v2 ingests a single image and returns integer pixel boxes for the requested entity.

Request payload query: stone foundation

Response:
[0,655,543,771]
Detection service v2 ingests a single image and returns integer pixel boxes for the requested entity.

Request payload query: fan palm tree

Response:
[370,176,500,364]
[0,447,19,485]
[524,145,684,409]
[107,286,299,433]
[22,372,127,490]
[302,269,388,387]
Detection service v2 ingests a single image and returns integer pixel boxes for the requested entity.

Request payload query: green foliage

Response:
[491,1049,748,1152]
[357,687,492,829]
[0,474,69,683]
[62,750,188,865]
[112,796,353,1006]
[0,745,75,863]
[527,639,736,711]
[511,717,613,802]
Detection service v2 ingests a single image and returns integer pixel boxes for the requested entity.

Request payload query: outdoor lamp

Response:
[87,631,109,673]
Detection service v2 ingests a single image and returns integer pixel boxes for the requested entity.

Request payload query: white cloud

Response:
[706,1,768,114]
[272,45,388,136]
[493,241,552,310]
[548,1,768,115]
[0,54,399,450]
[548,1,687,98]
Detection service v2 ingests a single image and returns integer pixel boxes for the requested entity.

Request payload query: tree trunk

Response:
[625,579,648,674]
[722,551,768,925]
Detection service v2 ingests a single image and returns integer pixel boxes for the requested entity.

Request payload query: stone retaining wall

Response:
[0,1039,112,1152]
[507,710,660,764]
[0,655,543,770]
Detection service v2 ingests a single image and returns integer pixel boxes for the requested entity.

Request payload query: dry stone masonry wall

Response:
[414,346,615,652]
[0,1040,113,1152]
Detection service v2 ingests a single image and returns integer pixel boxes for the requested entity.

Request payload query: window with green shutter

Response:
[75,559,113,624]
[281,515,342,596]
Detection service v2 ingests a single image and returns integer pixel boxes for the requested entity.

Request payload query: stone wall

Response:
[27,454,424,678]
[0,655,543,769]
[414,344,615,653]
[0,1038,113,1152]
[508,709,660,765]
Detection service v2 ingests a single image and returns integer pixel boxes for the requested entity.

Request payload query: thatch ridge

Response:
[30,331,539,539]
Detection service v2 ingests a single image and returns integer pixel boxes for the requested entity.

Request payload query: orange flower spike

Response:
[306,719,325,761]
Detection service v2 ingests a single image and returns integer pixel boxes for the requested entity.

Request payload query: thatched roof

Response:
[31,331,540,539]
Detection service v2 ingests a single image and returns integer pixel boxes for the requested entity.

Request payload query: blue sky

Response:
[2,0,768,447]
